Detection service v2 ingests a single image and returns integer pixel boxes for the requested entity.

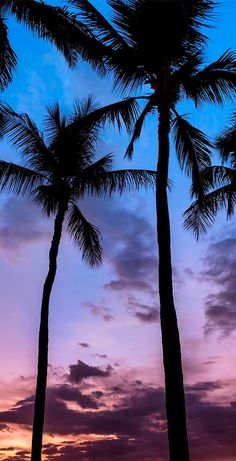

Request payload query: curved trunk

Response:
[31,202,67,461]
[157,81,190,460]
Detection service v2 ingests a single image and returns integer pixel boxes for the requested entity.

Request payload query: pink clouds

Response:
[68,360,113,384]
[1,359,236,461]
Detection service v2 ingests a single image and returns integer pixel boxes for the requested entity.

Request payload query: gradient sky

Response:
[1,1,236,460]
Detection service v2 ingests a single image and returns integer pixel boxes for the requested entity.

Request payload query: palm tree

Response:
[0,0,108,91]
[67,1,236,459]
[0,96,156,461]
[184,113,236,237]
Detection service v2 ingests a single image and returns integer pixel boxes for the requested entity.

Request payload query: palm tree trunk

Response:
[31,201,67,461]
[157,96,190,460]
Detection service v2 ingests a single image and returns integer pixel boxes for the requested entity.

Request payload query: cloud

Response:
[79,198,157,297]
[68,360,113,384]
[2,375,236,461]
[94,354,108,359]
[0,382,165,439]
[78,342,90,348]
[128,297,159,323]
[135,309,159,323]
[82,302,114,322]
[186,381,223,393]
[0,197,50,259]
[2,450,30,461]
[80,199,160,323]
[49,385,99,409]
[201,232,236,336]
[103,207,157,296]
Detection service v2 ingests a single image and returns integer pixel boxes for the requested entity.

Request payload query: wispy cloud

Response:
[0,197,50,260]
[201,229,236,336]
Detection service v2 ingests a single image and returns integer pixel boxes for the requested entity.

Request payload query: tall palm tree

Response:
[0,96,156,461]
[184,112,236,237]
[0,0,108,91]
[67,1,236,459]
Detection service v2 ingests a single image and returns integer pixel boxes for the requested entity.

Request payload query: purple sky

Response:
[1,1,236,460]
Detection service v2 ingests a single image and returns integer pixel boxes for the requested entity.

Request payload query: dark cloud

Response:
[82,301,114,322]
[92,391,104,399]
[0,423,8,431]
[186,381,223,393]
[68,360,113,384]
[2,450,30,461]
[85,203,158,296]
[127,296,159,323]
[94,354,108,359]
[0,447,14,451]
[50,385,99,409]
[80,200,160,323]
[0,197,50,255]
[135,309,158,322]
[43,444,60,455]
[44,433,166,461]
[78,342,90,348]
[0,395,33,426]
[1,378,236,460]
[201,233,236,335]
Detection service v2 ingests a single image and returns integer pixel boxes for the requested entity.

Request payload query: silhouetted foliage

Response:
[0,97,156,461]
[67,2,236,460]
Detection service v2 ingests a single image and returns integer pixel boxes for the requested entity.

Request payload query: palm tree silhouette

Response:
[0,96,156,461]
[68,1,236,459]
[184,112,236,237]
[0,0,107,91]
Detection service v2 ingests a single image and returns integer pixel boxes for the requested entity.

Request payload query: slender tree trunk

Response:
[31,202,67,461]
[156,79,190,460]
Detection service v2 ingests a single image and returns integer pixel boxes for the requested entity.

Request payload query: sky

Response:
[0,1,236,460]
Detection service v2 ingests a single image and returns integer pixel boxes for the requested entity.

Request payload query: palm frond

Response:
[78,168,156,198]
[0,160,44,195]
[69,0,128,50]
[70,94,98,121]
[185,50,236,105]
[67,203,102,267]
[44,103,66,144]
[71,153,114,195]
[171,51,203,93]
[172,111,212,198]
[107,0,136,46]
[0,101,54,172]
[72,97,140,133]
[33,184,59,216]
[100,0,215,94]
[50,123,101,172]
[184,183,236,239]
[52,98,140,171]
[125,98,155,158]
[216,113,236,167]
[111,60,146,94]
[4,0,80,67]
[83,153,114,174]
[199,165,236,190]
[0,16,17,91]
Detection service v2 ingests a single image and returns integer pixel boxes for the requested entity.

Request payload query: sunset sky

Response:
[1,1,236,460]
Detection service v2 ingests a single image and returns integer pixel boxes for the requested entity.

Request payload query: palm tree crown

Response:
[69,0,216,92]
[65,2,236,460]
[0,96,155,263]
[184,112,236,238]
[0,95,156,461]
[0,0,108,91]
